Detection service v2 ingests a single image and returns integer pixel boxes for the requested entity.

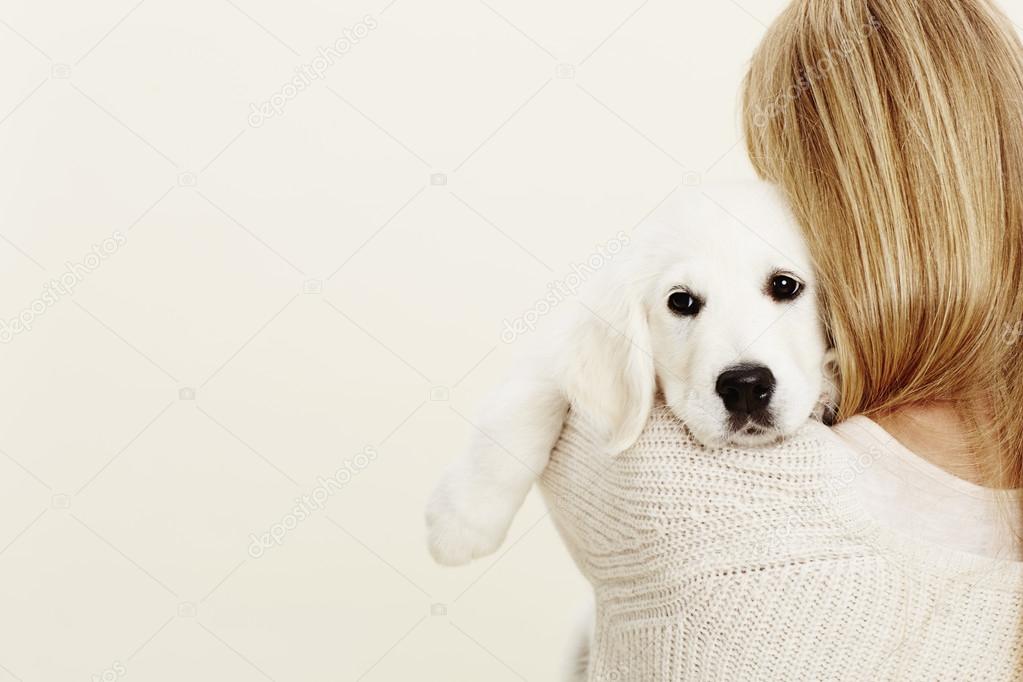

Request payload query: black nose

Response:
[715,365,775,417]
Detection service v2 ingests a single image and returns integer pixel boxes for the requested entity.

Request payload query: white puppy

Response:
[426,182,834,566]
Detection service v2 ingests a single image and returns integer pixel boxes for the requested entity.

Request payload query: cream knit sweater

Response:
[540,404,1023,680]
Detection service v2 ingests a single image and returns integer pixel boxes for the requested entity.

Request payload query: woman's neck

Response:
[873,403,990,487]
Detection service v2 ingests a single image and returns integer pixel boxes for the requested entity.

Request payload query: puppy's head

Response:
[561,182,834,452]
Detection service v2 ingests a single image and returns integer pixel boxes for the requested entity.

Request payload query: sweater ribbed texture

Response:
[540,404,1023,680]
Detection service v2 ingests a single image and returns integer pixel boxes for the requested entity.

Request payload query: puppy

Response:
[426,181,834,566]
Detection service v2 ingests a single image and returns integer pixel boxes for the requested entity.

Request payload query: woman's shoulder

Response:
[543,404,841,559]
[552,401,833,476]
[545,404,1023,594]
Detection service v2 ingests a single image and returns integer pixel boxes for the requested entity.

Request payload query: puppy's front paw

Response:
[426,510,505,566]
[425,483,513,566]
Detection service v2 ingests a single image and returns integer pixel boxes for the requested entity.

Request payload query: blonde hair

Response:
[742,0,1023,491]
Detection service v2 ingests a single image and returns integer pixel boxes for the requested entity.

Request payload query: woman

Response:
[744,0,1023,496]
[544,0,1023,678]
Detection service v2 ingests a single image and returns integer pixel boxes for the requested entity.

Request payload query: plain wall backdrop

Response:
[3,0,1023,680]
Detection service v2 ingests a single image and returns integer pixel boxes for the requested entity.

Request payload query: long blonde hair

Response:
[743,0,1023,491]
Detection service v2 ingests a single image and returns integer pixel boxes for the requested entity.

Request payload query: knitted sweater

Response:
[539,404,1023,680]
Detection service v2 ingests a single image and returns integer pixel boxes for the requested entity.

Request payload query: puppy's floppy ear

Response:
[559,277,655,454]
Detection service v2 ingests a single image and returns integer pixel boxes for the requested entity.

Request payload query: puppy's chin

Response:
[723,427,783,448]
[691,428,783,449]
[679,415,784,449]
[667,402,790,449]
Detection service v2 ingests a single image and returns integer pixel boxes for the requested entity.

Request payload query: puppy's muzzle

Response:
[715,365,775,423]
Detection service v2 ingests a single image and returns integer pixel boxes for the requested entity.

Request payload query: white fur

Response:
[425,181,833,567]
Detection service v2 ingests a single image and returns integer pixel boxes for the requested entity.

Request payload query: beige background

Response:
[3,1,1022,680]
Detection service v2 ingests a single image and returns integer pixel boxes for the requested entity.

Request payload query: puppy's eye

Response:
[667,291,701,316]
[769,274,803,301]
